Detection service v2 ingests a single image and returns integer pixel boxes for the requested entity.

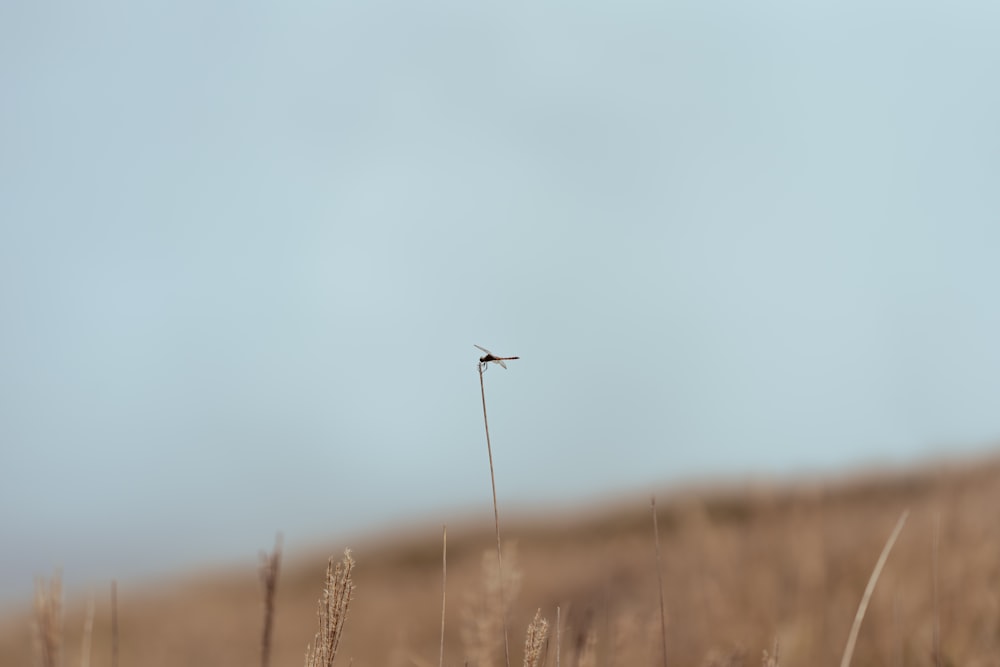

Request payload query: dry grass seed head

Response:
[522,609,549,667]
[304,549,355,667]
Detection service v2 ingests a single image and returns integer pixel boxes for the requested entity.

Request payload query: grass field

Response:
[3,456,1000,667]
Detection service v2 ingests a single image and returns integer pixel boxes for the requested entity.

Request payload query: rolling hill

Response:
[3,456,1000,666]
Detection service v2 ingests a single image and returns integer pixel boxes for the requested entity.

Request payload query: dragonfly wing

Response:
[496,359,507,369]
[474,344,491,355]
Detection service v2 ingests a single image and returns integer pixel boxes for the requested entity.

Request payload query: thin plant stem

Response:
[479,363,511,667]
[110,580,119,667]
[440,525,447,667]
[259,533,283,667]
[651,496,668,667]
[555,606,561,667]
[891,593,902,667]
[34,571,62,667]
[80,596,95,667]
[932,512,942,667]
[840,509,909,667]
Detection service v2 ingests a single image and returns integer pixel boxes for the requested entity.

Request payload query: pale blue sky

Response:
[3,1,1000,605]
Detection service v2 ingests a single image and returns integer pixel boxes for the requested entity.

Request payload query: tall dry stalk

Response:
[110,580,119,667]
[651,496,668,667]
[80,596,95,667]
[931,512,942,667]
[260,533,284,667]
[555,606,561,667]
[440,525,447,667]
[33,571,62,667]
[478,361,511,667]
[891,594,902,667]
[305,549,356,667]
[839,509,909,667]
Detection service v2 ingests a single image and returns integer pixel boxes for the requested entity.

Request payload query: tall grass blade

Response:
[839,509,909,667]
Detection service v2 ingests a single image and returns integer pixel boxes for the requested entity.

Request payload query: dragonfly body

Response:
[475,344,520,370]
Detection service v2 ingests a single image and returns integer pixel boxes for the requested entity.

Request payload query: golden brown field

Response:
[4,457,1000,667]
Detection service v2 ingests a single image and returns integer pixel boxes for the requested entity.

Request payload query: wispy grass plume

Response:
[305,549,356,667]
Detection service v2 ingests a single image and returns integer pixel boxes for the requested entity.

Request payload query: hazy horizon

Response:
[6,450,994,610]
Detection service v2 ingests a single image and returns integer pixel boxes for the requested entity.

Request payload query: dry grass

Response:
[478,360,512,667]
[761,639,779,667]
[110,580,118,667]
[555,606,561,667]
[839,510,909,667]
[32,571,61,667]
[521,609,549,667]
[651,495,669,667]
[461,544,523,667]
[260,534,283,667]
[80,596,95,667]
[304,549,355,667]
[4,456,1000,667]
[439,526,447,667]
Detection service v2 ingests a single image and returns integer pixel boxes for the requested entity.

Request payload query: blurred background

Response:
[3,0,1000,610]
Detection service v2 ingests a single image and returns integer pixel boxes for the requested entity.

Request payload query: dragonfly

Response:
[475,344,520,370]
